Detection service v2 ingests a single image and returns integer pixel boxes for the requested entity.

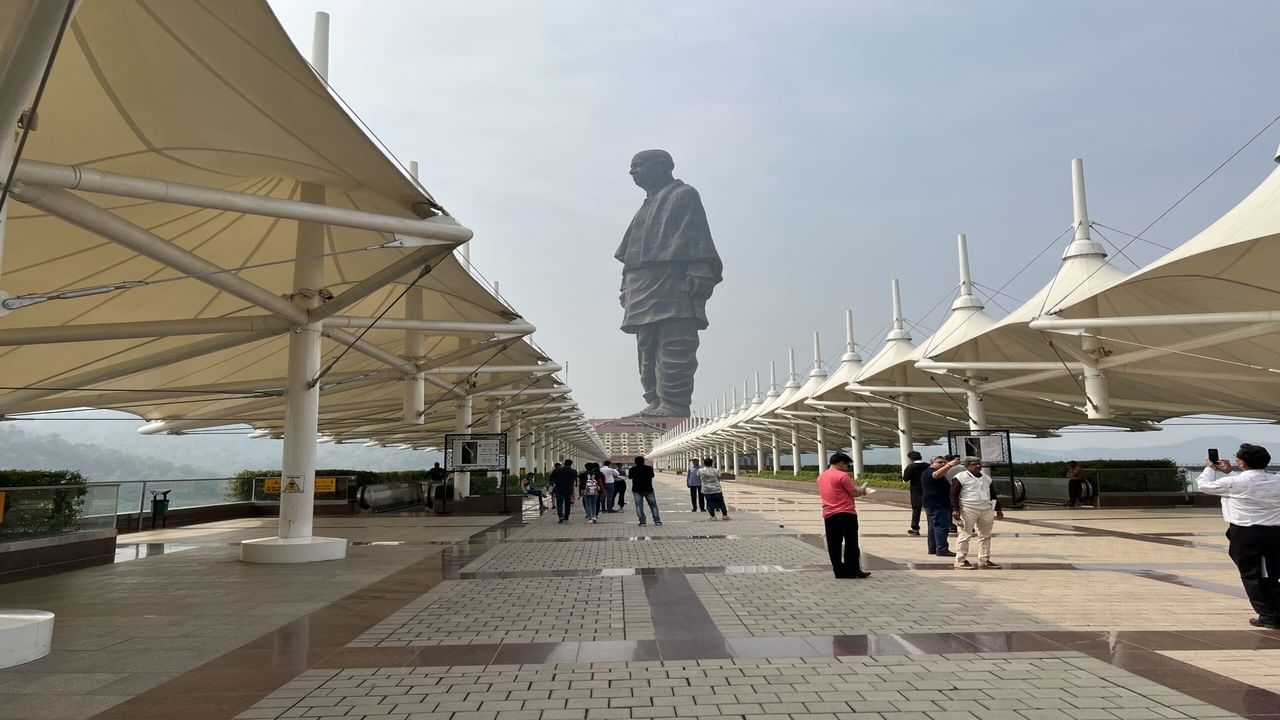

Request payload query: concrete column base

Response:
[0,610,54,669]
[240,536,347,564]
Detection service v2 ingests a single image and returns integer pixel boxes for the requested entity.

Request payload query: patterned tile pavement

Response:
[460,536,829,574]
[233,653,1244,719]
[349,576,653,646]
[689,568,1254,636]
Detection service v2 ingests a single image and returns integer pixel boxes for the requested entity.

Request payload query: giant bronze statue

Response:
[616,150,722,417]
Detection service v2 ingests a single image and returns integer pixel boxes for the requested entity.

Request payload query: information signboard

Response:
[444,432,508,472]
[947,429,1012,465]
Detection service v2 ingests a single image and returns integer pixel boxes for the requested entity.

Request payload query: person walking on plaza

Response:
[923,456,954,557]
[613,463,627,510]
[629,456,662,526]
[818,452,871,579]
[687,458,705,512]
[579,463,604,523]
[902,450,927,536]
[600,460,620,512]
[699,458,729,520]
[550,459,578,523]
[1197,443,1280,629]
[949,457,1003,569]
[1066,461,1086,507]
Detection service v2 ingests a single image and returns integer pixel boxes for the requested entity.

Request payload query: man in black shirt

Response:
[628,456,662,526]
[901,450,927,536]
[550,459,579,523]
[427,462,447,484]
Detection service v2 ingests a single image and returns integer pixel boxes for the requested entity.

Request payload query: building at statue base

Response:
[590,417,685,465]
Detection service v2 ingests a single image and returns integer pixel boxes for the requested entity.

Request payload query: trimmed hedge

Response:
[738,470,903,489]
[0,469,88,538]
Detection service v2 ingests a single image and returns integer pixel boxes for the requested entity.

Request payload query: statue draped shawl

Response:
[615,180,723,333]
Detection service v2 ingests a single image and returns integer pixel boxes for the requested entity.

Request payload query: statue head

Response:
[630,149,675,193]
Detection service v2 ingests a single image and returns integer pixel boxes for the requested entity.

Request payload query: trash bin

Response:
[150,489,171,529]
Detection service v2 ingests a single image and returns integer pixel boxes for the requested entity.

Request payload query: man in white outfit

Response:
[1197,443,1280,629]
[948,457,1004,570]
[600,460,621,512]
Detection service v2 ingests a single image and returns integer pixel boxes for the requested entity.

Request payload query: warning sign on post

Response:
[263,478,281,493]
[315,477,336,493]
[282,475,304,493]
[443,433,508,472]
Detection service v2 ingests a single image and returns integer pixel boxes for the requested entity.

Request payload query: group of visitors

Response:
[685,458,730,520]
[528,456,662,526]
[903,450,1002,568]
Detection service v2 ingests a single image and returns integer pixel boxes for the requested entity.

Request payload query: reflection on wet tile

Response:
[492,642,580,664]
[656,637,732,660]
[727,636,824,658]
[575,640,661,663]
[409,644,500,667]
[949,631,1067,653]
[310,646,420,669]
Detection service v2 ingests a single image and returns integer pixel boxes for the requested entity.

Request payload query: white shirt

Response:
[600,467,618,485]
[1196,467,1280,526]
[954,470,994,508]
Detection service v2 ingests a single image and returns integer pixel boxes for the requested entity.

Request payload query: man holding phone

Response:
[1197,443,1280,629]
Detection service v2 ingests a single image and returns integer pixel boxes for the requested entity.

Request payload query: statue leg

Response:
[655,318,698,416]
[635,324,660,408]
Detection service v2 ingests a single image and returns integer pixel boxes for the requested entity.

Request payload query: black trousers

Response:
[823,512,862,576]
[1227,524,1280,621]
[909,484,922,530]
[689,486,705,511]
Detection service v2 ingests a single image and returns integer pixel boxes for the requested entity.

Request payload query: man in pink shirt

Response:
[818,452,872,579]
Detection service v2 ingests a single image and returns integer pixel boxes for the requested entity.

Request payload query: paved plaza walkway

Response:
[2,472,1280,719]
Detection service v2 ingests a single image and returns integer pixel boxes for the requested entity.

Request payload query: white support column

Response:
[1068,158,1111,419]
[754,436,764,475]
[403,287,425,424]
[790,428,800,475]
[241,12,345,565]
[815,422,827,469]
[849,415,864,477]
[454,395,473,496]
[890,278,914,468]
[511,416,523,477]
[896,404,914,469]
[731,440,740,477]
[538,431,547,475]
[487,400,503,481]
[955,233,988,430]
[770,432,780,474]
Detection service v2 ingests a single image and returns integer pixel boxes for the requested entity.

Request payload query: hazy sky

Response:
[262,1,1280,452]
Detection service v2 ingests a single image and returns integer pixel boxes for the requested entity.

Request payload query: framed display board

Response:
[947,429,1012,465]
[443,432,508,472]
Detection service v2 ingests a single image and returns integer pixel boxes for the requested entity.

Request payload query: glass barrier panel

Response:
[0,483,120,539]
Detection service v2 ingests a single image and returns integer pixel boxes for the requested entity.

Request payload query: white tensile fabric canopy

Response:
[1038,164,1280,418]
[0,0,603,459]
[651,156,1280,469]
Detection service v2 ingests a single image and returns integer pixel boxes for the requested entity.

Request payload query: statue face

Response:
[630,151,673,192]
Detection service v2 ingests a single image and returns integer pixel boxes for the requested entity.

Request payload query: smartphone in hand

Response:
[1208,448,1219,464]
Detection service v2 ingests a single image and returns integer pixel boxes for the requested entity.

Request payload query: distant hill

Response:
[1,414,443,478]
[0,424,219,481]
